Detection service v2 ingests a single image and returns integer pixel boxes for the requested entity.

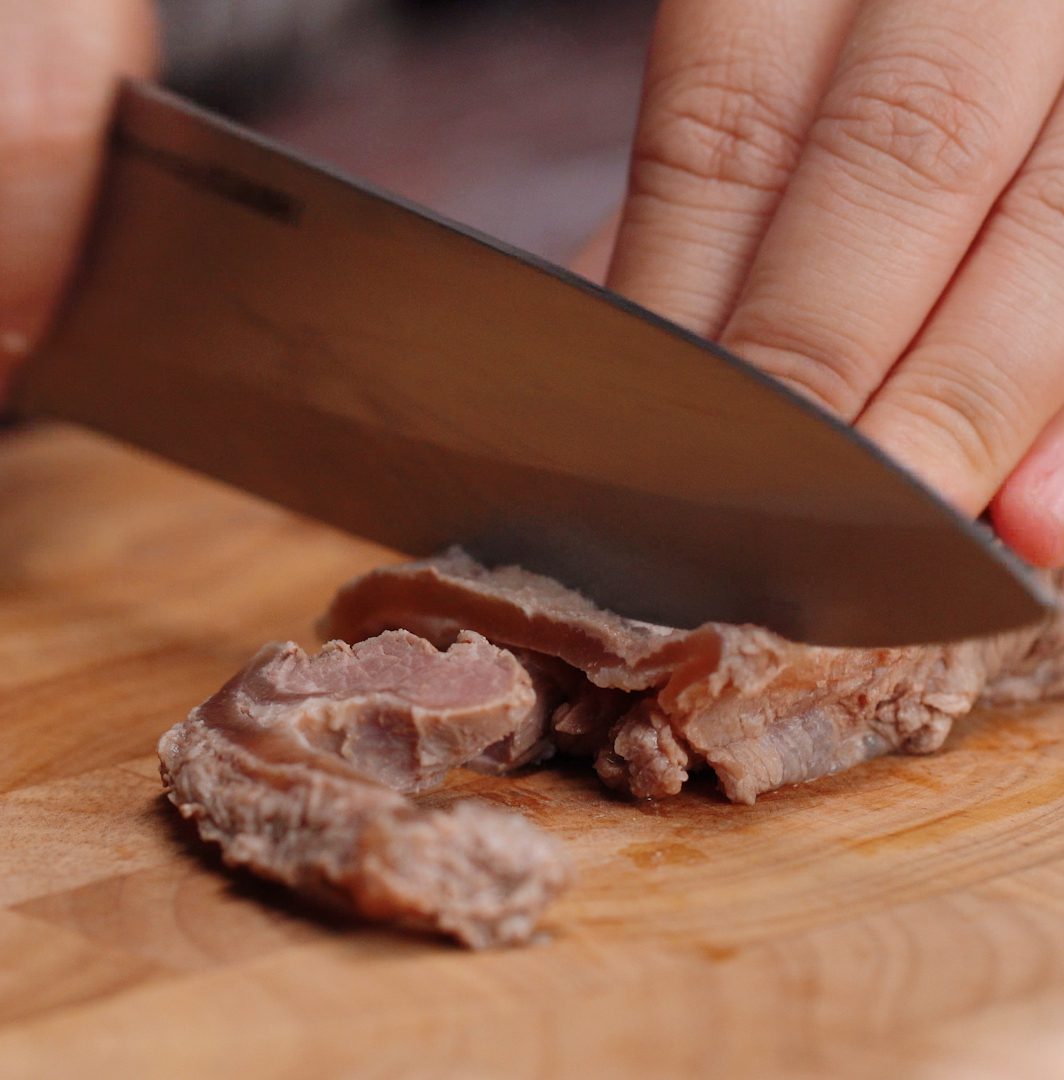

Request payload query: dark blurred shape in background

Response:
[157,0,654,262]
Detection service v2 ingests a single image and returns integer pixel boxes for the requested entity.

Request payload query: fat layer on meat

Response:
[158,631,571,947]
[321,551,1064,804]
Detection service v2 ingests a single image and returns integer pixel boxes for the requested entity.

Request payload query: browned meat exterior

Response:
[158,632,570,948]
[321,552,1064,804]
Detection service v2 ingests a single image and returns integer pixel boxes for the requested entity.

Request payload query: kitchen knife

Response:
[10,80,1055,646]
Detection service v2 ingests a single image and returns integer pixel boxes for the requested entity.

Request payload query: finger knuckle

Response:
[998,164,1064,239]
[725,308,880,419]
[810,45,1003,198]
[888,351,1020,480]
[630,59,801,204]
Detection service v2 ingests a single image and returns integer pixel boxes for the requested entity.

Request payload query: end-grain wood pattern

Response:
[2,425,1063,1078]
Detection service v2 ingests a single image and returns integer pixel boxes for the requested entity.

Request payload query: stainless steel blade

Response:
[10,81,1055,645]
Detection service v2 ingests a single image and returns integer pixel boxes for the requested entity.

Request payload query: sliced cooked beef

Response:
[320,547,722,692]
[163,551,1063,949]
[466,650,564,775]
[551,680,633,758]
[158,632,570,947]
[321,552,1064,804]
[595,701,694,799]
[981,616,1064,706]
[656,626,1046,804]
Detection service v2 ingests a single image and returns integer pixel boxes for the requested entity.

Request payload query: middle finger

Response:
[720,0,1064,419]
[606,0,858,336]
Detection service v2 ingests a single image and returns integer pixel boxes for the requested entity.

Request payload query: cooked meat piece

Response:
[655,625,1048,804]
[320,547,722,692]
[981,616,1064,706]
[322,553,1064,804]
[158,632,570,947]
[207,629,540,794]
[595,701,694,799]
[551,680,632,758]
[466,650,564,775]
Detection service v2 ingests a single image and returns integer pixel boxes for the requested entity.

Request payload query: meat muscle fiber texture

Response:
[321,550,1064,804]
[158,631,570,948]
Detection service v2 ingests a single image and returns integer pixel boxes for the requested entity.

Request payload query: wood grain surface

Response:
[2,423,1063,1079]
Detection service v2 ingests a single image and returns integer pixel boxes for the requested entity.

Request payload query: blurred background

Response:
[156,0,657,265]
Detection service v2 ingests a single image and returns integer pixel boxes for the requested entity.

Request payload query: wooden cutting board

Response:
[2,423,1063,1079]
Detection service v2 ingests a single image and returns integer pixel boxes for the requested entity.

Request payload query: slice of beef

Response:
[981,615,1064,707]
[321,553,1064,804]
[158,632,570,948]
[465,650,566,775]
[656,625,1048,804]
[595,700,695,799]
[551,680,633,758]
[320,547,722,692]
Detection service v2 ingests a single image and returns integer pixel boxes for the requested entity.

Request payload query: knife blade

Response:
[9,80,1054,645]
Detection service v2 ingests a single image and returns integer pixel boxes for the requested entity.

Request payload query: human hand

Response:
[593,0,1064,568]
[0,0,155,396]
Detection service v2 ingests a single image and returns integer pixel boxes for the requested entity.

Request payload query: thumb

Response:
[0,0,156,383]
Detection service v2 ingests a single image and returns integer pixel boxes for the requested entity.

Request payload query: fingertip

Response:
[990,480,1064,569]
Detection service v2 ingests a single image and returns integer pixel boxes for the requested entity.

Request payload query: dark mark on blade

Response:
[117,131,303,225]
